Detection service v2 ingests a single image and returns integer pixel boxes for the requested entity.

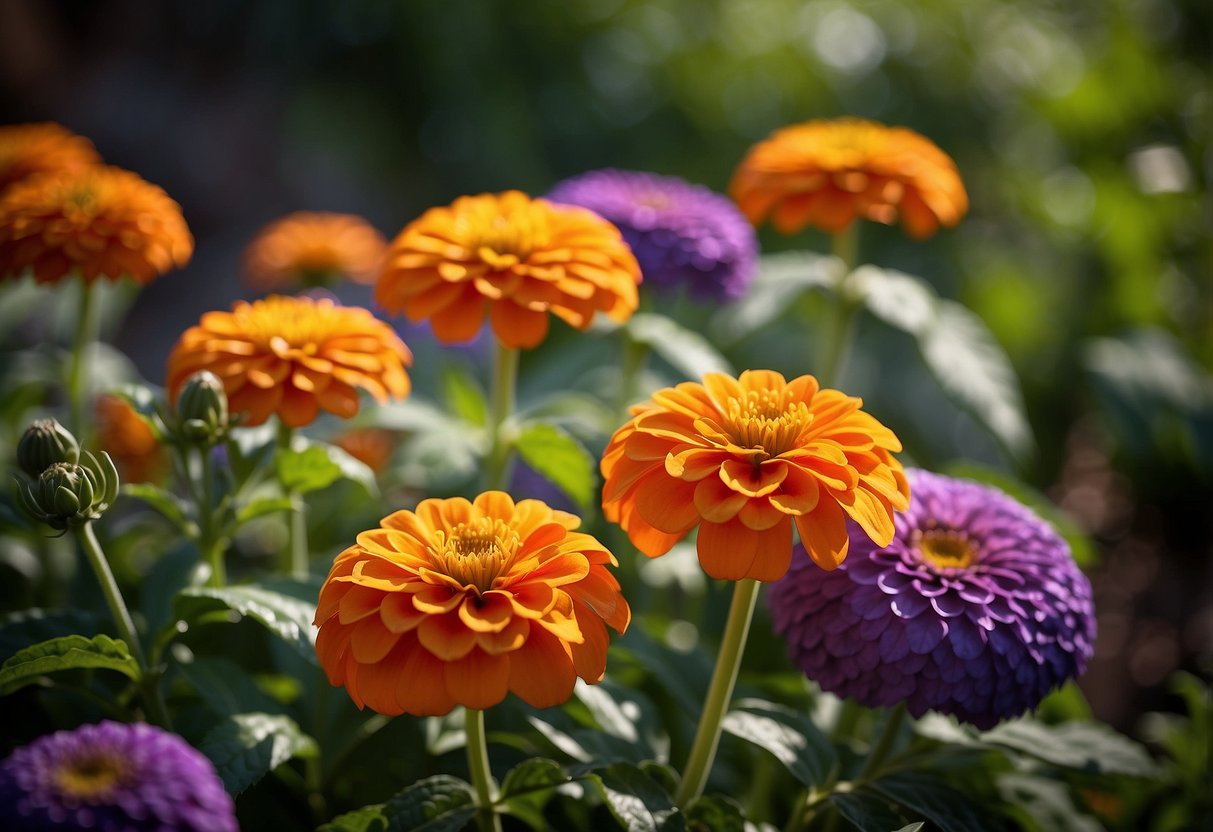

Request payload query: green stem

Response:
[816,226,860,388]
[78,522,171,727]
[484,343,519,492]
[197,446,226,587]
[465,708,502,832]
[278,422,308,580]
[616,332,649,422]
[66,278,97,437]
[858,703,907,781]
[674,577,761,807]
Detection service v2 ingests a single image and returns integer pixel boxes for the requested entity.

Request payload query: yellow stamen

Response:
[722,388,813,459]
[431,518,521,593]
[53,754,128,800]
[916,529,975,570]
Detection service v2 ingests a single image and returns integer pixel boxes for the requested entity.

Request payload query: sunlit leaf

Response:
[381,775,477,832]
[515,422,596,510]
[722,698,837,788]
[0,634,140,694]
[199,712,317,796]
[980,718,1160,778]
[175,584,317,664]
[628,312,733,380]
[713,252,840,344]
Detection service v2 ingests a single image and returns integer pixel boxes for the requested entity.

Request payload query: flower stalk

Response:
[278,422,308,580]
[816,226,859,388]
[465,708,502,832]
[484,343,519,491]
[674,577,761,807]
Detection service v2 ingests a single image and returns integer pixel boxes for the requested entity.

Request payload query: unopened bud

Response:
[16,452,119,532]
[16,419,80,478]
[175,371,229,446]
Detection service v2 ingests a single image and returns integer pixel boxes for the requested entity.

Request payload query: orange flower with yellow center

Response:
[375,191,641,349]
[0,165,192,285]
[0,122,101,193]
[314,491,630,716]
[94,393,167,485]
[729,118,968,239]
[601,370,910,582]
[166,295,412,428]
[243,211,387,289]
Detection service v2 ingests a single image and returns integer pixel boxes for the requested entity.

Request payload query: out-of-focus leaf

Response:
[590,761,680,832]
[722,698,838,788]
[199,712,317,796]
[177,656,284,716]
[713,252,840,344]
[499,757,568,828]
[685,794,746,832]
[515,422,596,511]
[141,539,206,635]
[628,312,733,380]
[0,608,105,662]
[863,771,993,832]
[0,634,140,694]
[381,775,477,832]
[441,363,488,427]
[850,266,936,335]
[997,773,1102,832]
[121,483,195,532]
[527,714,641,765]
[175,584,317,664]
[980,718,1160,777]
[234,496,297,527]
[317,804,388,832]
[277,444,345,494]
[829,791,908,832]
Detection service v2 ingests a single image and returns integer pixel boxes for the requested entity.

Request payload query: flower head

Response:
[375,191,641,349]
[601,370,909,582]
[17,452,119,532]
[0,123,101,194]
[167,295,412,428]
[768,469,1096,729]
[0,165,192,284]
[95,394,167,484]
[730,117,968,239]
[243,211,387,289]
[0,720,236,832]
[547,169,757,302]
[314,491,630,716]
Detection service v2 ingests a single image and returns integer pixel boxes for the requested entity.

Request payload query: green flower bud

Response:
[16,451,119,533]
[16,419,80,478]
[175,371,229,446]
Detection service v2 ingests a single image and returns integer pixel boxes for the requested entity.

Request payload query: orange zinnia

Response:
[314,491,630,716]
[0,122,101,193]
[375,191,641,349]
[0,165,193,285]
[94,393,167,484]
[601,370,910,582]
[243,211,387,289]
[729,117,968,239]
[166,295,412,428]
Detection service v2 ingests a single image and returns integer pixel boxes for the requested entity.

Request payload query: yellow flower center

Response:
[916,529,975,570]
[432,518,521,593]
[723,389,813,458]
[53,753,128,801]
[470,207,551,267]
[236,297,341,354]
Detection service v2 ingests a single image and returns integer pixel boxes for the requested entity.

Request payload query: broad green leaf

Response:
[0,634,140,694]
[234,496,297,527]
[515,422,596,511]
[713,251,840,344]
[175,584,318,664]
[141,539,206,635]
[177,656,283,717]
[863,771,989,832]
[382,774,477,832]
[314,440,380,497]
[997,773,1102,832]
[893,825,927,832]
[591,762,680,832]
[0,608,105,662]
[526,715,640,765]
[850,265,936,335]
[199,712,317,796]
[277,444,344,494]
[829,791,908,832]
[684,794,746,832]
[499,757,568,828]
[980,718,1159,778]
[121,483,196,533]
[721,698,837,788]
[628,312,733,380]
[317,804,389,832]
[441,363,488,427]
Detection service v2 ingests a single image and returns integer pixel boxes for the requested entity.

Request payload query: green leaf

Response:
[177,656,283,717]
[713,251,840,344]
[441,363,488,427]
[863,771,989,832]
[591,762,680,832]
[175,584,318,664]
[199,712,317,796]
[317,804,389,832]
[120,483,196,533]
[628,312,733,380]
[721,698,837,788]
[233,496,296,527]
[0,634,140,694]
[893,825,926,832]
[997,773,1103,832]
[684,795,745,832]
[276,444,344,494]
[0,608,105,662]
[381,774,477,832]
[499,757,568,828]
[515,422,596,510]
[829,791,908,832]
[980,718,1160,778]
[140,539,206,635]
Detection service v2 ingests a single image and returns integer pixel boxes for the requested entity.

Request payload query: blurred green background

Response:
[0,0,1209,733]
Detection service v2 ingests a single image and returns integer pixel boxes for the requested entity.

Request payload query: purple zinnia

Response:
[547,169,758,302]
[768,469,1096,729]
[0,720,237,831]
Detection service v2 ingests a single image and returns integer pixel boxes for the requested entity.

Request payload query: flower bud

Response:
[16,451,119,532]
[175,371,229,446]
[16,419,80,478]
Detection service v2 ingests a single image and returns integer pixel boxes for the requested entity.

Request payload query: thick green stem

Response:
[816,226,860,388]
[66,278,97,437]
[858,703,907,780]
[78,522,171,726]
[465,708,502,832]
[674,577,761,807]
[278,423,308,580]
[484,343,519,492]
[197,447,226,587]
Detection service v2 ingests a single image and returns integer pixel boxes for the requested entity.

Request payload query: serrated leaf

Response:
[722,698,837,788]
[980,718,1160,778]
[713,251,840,344]
[121,483,195,532]
[199,712,317,796]
[592,762,679,832]
[515,422,596,510]
[0,608,106,662]
[0,634,140,694]
[863,772,989,832]
[685,794,746,832]
[628,312,733,380]
[441,364,488,427]
[382,774,477,832]
[175,584,317,664]
[277,445,344,494]
[499,758,568,828]
[317,804,389,832]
